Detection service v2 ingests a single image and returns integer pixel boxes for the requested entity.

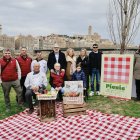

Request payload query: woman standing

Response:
[66,48,76,80]
[76,49,89,89]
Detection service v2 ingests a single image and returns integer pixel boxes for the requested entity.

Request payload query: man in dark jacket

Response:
[47,43,67,71]
[89,44,102,96]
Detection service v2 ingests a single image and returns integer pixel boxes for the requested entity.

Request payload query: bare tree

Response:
[107,0,140,54]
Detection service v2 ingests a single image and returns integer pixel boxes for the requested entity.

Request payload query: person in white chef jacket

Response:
[25,62,47,114]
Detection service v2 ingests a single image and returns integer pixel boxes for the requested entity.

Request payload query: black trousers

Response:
[25,89,35,109]
[135,80,140,100]
[20,76,26,102]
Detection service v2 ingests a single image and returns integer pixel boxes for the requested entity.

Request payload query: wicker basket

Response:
[63,96,84,104]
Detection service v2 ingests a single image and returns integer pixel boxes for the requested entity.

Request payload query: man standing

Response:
[89,44,102,96]
[31,50,47,74]
[25,62,47,114]
[16,47,32,102]
[0,49,23,112]
[47,43,66,71]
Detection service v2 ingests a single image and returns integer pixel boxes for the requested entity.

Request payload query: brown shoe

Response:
[37,109,40,116]
[28,108,34,114]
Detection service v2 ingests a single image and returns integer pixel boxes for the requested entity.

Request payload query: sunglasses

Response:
[93,47,98,48]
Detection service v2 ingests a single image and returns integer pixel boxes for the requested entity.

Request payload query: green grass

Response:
[87,95,140,118]
[0,85,140,120]
[0,87,24,119]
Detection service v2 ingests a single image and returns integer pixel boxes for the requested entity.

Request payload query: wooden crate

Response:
[39,100,56,121]
[63,103,86,117]
[63,96,84,104]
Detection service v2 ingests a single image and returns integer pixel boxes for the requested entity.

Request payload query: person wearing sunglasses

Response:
[89,44,102,96]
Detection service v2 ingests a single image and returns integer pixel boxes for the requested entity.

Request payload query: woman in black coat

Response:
[76,48,89,89]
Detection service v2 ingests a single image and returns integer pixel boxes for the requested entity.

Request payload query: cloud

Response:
[0,0,139,45]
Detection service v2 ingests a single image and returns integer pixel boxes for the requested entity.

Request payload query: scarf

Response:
[66,55,76,75]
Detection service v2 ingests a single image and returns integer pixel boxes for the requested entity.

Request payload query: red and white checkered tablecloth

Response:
[104,57,130,84]
[0,103,140,140]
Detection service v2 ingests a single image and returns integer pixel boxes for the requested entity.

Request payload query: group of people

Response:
[1,43,140,114]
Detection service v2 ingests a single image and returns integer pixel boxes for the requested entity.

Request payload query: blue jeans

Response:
[91,68,100,92]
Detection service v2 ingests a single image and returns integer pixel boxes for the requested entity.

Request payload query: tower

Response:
[0,24,2,35]
[88,25,92,36]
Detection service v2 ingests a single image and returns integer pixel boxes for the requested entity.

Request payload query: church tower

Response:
[88,25,92,35]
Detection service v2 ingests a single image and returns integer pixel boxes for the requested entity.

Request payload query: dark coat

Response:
[76,56,89,75]
[72,70,86,88]
[76,56,89,89]
[47,51,67,70]
[88,51,102,74]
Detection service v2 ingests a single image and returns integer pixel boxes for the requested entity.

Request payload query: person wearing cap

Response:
[16,47,32,102]
[88,44,102,96]
[25,62,48,114]
[31,50,47,74]
[47,43,66,71]
[0,49,23,112]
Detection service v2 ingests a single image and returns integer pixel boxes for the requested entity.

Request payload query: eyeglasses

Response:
[93,47,98,48]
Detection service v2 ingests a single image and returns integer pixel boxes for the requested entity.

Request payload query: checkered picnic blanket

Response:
[104,57,130,84]
[0,103,140,140]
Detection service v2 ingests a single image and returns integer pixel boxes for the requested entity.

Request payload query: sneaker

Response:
[134,98,140,101]
[89,91,94,96]
[96,91,100,95]
[6,108,11,113]
[28,108,34,114]
[32,99,36,105]
[37,109,40,116]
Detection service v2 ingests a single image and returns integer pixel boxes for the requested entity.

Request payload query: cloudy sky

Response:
[0,0,139,45]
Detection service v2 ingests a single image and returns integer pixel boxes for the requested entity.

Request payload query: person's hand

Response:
[58,87,62,90]
[55,87,59,91]
[55,87,62,91]
[32,86,39,92]
[50,69,54,72]
[61,69,65,72]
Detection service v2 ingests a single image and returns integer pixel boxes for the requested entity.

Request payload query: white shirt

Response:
[55,53,59,63]
[24,71,47,88]
[31,59,47,74]
[16,60,21,80]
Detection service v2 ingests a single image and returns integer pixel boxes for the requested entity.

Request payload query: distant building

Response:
[15,35,34,52]
[0,34,15,50]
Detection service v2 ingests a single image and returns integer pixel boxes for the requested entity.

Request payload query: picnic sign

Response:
[64,81,83,97]
[100,54,134,99]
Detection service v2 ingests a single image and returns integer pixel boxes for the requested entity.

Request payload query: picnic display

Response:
[63,81,86,117]
[37,90,57,121]
[63,81,84,104]
[100,54,134,99]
